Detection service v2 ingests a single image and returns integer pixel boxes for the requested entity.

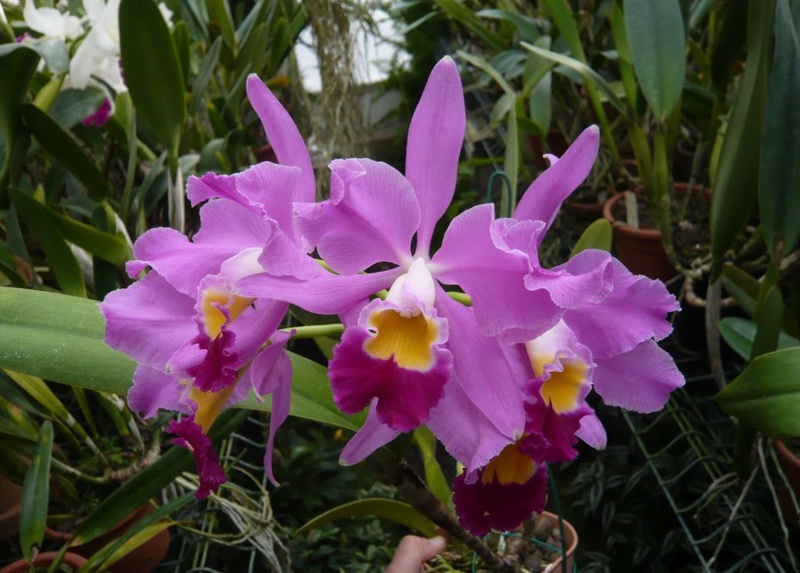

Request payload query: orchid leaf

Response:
[119,0,185,156]
[623,0,686,118]
[0,38,68,74]
[759,0,800,257]
[10,190,87,298]
[71,411,246,546]
[21,104,109,201]
[0,287,358,430]
[412,426,451,505]
[716,348,800,437]
[476,9,540,43]
[432,0,506,52]
[295,498,437,537]
[189,37,223,115]
[570,218,613,257]
[208,0,237,54]
[0,47,39,188]
[19,421,53,562]
[751,285,784,359]
[48,88,108,131]
[711,0,775,278]
[172,21,191,90]
[719,317,800,361]
[43,206,131,266]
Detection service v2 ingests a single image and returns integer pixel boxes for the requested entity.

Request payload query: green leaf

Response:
[412,426,451,505]
[458,50,515,95]
[0,38,69,74]
[751,285,784,359]
[711,0,776,278]
[19,421,53,561]
[46,208,132,266]
[0,47,39,188]
[719,317,800,360]
[432,0,507,52]
[623,0,686,118]
[172,21,192,90]
[10,190,87,297]
[21,104,110,201]
[759,0,800,257]
[189,37,223,116]
[716,347,800,436]
[208,0,237,53]
[48,88,108,131]
[520,42,628,115]
[295,498,437,537]
[476,9,540,43]
[0,288,358,430]
[570,218,613,257]
[71,410,247,546]
[119,0,186,156]
[710,0,749,93]
[233,21,271,87]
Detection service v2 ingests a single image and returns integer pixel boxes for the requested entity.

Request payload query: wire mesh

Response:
[622,343,799,572]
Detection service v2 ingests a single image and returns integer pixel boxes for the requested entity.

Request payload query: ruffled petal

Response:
[405,56,465,253]
[340,402,402,465]
[329,298,452,431]
[233,162,304,243]
[527,249,615,309]
[452,459,547,537]
[295,158,419,273]
[127,365,189,418]
[127,200,274,295]
[168,416,226,499]
[593,339,684,412]
[101,272,197,368]
[432,205,562,343]
[562,258,679,359]
[246,74,316,204]
[575,412,607,450]
[514,125,600,232]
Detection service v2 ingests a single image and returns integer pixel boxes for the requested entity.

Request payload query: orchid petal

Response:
[101,272,197,368]
[246,74,316,204]
[340,402,402,465]
[576,412,607,450]
[128,365,188,419]
[514,125,600,232]
[234,161,304,244]
[563,258,679,359]
[528,249,615,309]
[295,159,419,273]
[406,56,465,253]
[592,339,685,412]
[433,205,561,342]
[168,416,226,499]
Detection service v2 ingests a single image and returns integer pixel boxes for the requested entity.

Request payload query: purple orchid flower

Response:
[101,76,317,497]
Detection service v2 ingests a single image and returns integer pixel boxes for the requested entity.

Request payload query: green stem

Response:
[283,324,345,339]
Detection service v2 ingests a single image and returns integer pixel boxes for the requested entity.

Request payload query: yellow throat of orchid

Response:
[529,351,587,414]
[481,441,537,486]
[364,309,439,371]
[200,290,254,338]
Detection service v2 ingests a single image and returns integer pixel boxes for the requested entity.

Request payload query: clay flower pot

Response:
[774,439,800,525]
[46,501,170,573]
[0,551,87,573]
[540,511,578,573]
[0,475,22,540]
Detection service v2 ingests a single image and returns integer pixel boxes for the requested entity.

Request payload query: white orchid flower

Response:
[23,0,81,40]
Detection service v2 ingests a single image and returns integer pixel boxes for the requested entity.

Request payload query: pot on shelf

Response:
[0,552,87,573]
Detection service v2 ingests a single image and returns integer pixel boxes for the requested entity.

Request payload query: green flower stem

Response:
[283,324,345,339]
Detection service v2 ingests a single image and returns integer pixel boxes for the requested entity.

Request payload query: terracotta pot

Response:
[0,475,22,540]
[0,551,87,573]
[46,502,170,573]
[540,511,578,573]
[774,439,800,526]
[602,191,676,283]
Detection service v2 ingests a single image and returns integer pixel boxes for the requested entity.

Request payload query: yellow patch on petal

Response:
[540,361,588,414]
[201,290,254,338]
[481,442,536,486]
[529,353,553,378]
[190,384,236,432]
[363,309,438,370]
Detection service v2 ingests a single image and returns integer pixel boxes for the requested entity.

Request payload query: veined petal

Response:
[329,298,452,431]
[101,271,197,368]
[514,125,600,232]
[127,365,189,419]
[234,161,304,244]
[432,205,562,343]
[452,447,547,537]
[406,56,465,254]
[127,200,275,295]
[295,158,419,274]
[168,415,226,499]
[340,401,402,465]
[432,287,527,455]
[592,339,684,412]
[562,258,679,359]
[242,330,292,485]
[238,267,401,315]
[527,249,615,309]
[246,74,316,204]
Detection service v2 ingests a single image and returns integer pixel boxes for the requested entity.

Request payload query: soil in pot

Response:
[0,552,87,573]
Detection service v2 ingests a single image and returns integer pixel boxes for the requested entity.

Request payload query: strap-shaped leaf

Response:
[19,421,53,561]
[119,0,186,156]
[759,0,800,257]
[0,47,39,187]
[710,0,775,277]
[10,190,87,297]
[623,0,686,118]
[0,287,360,430]
[716,347,800,436]
[22,104,109,201]
[570,218,612,257]
[295,498,437,537]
